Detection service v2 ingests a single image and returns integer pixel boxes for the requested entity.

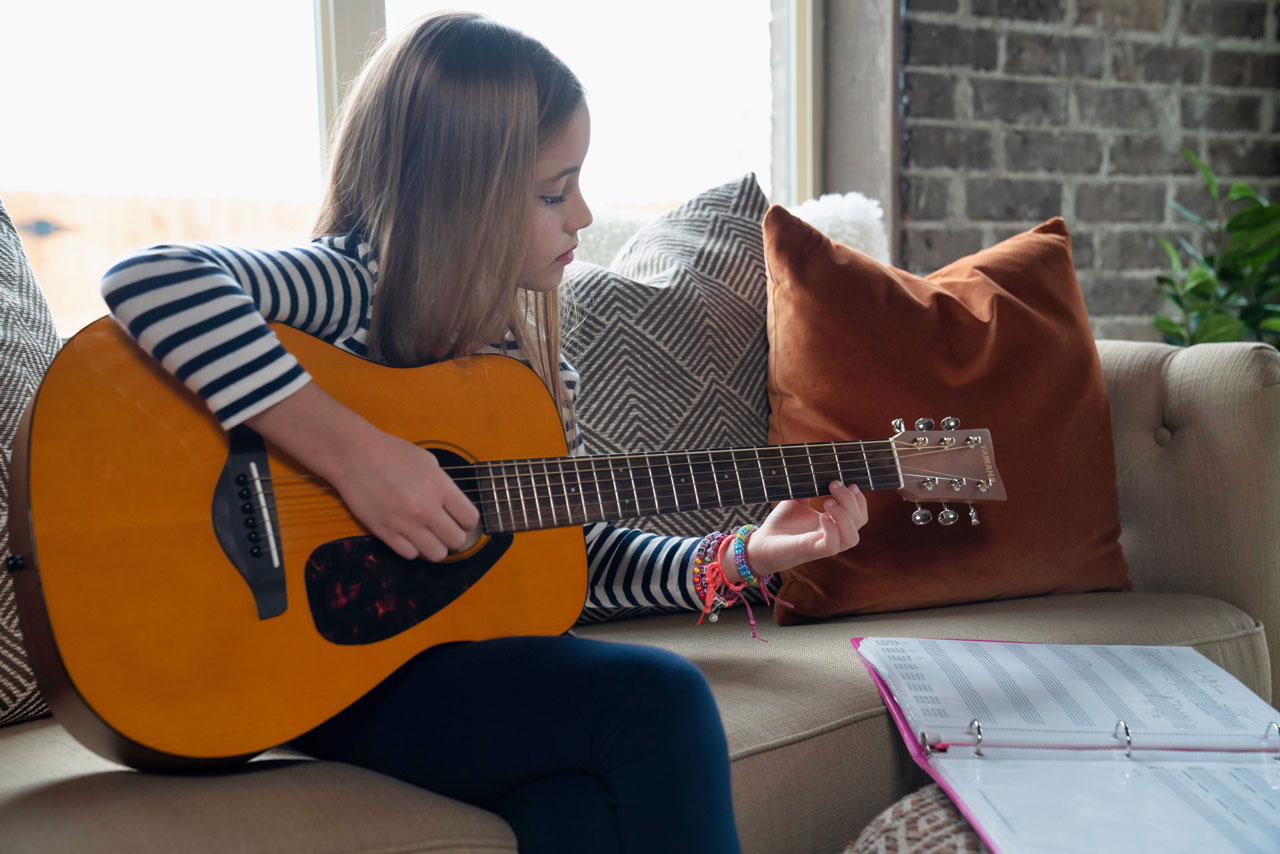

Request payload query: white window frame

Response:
[313,0,385,160]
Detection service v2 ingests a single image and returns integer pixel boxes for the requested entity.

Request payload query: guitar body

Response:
[9,318,586,769]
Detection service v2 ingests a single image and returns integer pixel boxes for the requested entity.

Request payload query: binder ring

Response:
[1113,720,1132,757]
[1263,721,1280,756]
[968,718,984,756]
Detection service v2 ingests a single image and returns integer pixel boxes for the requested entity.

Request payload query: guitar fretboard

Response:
[465,441,902,533]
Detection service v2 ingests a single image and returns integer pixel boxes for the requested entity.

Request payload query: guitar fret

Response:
[758,447,790,500]
[685,452,708,509]
[511,464,528,531]
[541,460,557,527]
[488,464,504,532]
[860,443,874,489]
[753,448,769,501]
[667,456,682,511]
[708,450,742,508]
[610,460,624,518]
[707,452,723,507]
[649,460,662,514]
[573,459,589,522]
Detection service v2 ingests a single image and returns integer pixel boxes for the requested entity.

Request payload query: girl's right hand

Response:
[325,428,481,562]
[245,380,481,562]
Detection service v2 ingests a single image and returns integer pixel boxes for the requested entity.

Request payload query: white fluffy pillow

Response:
[574,190,889,267]
[786,191,891,263]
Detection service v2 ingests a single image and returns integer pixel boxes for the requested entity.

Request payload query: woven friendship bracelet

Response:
[731,524,759,587]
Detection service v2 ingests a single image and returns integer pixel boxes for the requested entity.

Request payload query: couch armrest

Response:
[1098,340,1280,698]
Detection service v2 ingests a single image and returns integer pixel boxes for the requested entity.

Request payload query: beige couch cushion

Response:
[579,591,1267,854]
[0,718,516,854]
[1099,340,1280,702]
[0,591,1264,854]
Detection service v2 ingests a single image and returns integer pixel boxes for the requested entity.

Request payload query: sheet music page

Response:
[932,751,1280,854]
[858,637,1279,750]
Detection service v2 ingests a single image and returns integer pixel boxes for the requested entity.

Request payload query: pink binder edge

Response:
[851,637,1005,854]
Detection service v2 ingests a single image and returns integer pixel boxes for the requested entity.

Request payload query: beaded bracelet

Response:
[692,527,795,642]
[692,531,728,605]
[730,524,760,587]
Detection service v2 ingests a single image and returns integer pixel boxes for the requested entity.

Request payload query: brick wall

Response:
[899,0,1280,339]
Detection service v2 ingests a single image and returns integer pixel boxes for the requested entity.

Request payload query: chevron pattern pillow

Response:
[0,198,60,728]
[564,173,773,541]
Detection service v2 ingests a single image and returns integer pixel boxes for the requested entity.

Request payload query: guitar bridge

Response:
[211,426,287,619]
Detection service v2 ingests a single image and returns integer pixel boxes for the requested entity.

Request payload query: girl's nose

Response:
[572,197,593,232]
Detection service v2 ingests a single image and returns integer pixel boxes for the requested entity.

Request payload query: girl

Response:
[101,12,868,853]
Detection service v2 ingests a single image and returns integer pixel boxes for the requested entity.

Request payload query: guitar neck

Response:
[470,440,903,534]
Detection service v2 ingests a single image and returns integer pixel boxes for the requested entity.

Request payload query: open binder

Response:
[854,637,1280,853]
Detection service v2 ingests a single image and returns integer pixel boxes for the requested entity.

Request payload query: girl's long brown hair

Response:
[314,12,583,427]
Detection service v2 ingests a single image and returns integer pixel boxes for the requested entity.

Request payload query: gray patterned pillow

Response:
[564,173,772,539]
[0,198,60,728]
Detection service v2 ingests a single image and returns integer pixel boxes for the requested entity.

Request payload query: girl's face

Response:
[520,102,593,292]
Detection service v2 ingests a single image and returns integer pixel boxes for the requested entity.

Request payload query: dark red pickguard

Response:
[304,533,511,645]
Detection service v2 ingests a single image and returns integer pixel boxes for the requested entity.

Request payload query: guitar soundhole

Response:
[305,533,511,645]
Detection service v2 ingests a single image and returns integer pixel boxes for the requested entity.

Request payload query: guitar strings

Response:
[258,441,978,489]
[258,446,980,507]
[263,460,987,531]
[260,451,974,505]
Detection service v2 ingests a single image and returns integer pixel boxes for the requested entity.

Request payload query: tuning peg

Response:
[968,504,980,526]
[914,417,935,431]
[941,416,960,430]
[938,504,959,526]
[911,504,933,525]
[949,477,967,491]
[891,418,905,434]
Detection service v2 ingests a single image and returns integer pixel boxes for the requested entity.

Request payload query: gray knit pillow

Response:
[564,173,772,539]
[0,198,60,728]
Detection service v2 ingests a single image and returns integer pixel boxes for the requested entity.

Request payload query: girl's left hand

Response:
[743,482,869,579]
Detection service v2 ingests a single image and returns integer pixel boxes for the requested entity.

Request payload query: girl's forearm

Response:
[244,381,375,483]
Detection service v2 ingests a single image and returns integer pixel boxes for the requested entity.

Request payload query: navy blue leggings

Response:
[293,634,741,853]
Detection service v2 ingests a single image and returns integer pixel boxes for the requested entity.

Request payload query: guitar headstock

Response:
[890,417,1006,527]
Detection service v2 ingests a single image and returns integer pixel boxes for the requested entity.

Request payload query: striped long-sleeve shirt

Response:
[100,233,706,618]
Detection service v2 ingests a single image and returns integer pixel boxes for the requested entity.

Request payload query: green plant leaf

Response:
[1176,235,1207,266]
[1228,183,1266,204]
[1261,318,1280,332]
[1192,313,1247,343]
[1168,200,1207,228]
[1185,265,1218,298]
[1154,315,1188,343]
[1228,221,1280,256]
[1155,236,1183,275]
[1226,203,1280,233]
[1183,147,1218,200]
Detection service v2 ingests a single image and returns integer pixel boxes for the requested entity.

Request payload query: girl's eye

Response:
[541,195,566,207]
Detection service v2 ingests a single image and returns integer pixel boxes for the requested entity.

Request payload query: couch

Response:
[3,188,1279,854]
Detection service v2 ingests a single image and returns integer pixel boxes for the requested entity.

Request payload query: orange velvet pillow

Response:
[764,208,1130,623]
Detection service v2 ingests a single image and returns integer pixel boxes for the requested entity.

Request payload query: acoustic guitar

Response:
[6,317,1005,771]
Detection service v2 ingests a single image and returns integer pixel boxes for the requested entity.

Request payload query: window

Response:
[384,1,775,210]
[1,1,321,337]
[4,1,779,336]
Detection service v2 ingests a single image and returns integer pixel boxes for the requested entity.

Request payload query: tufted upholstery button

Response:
[1154,426,1173,446]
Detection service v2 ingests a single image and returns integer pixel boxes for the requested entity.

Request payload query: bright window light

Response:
[384,1,775,209]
